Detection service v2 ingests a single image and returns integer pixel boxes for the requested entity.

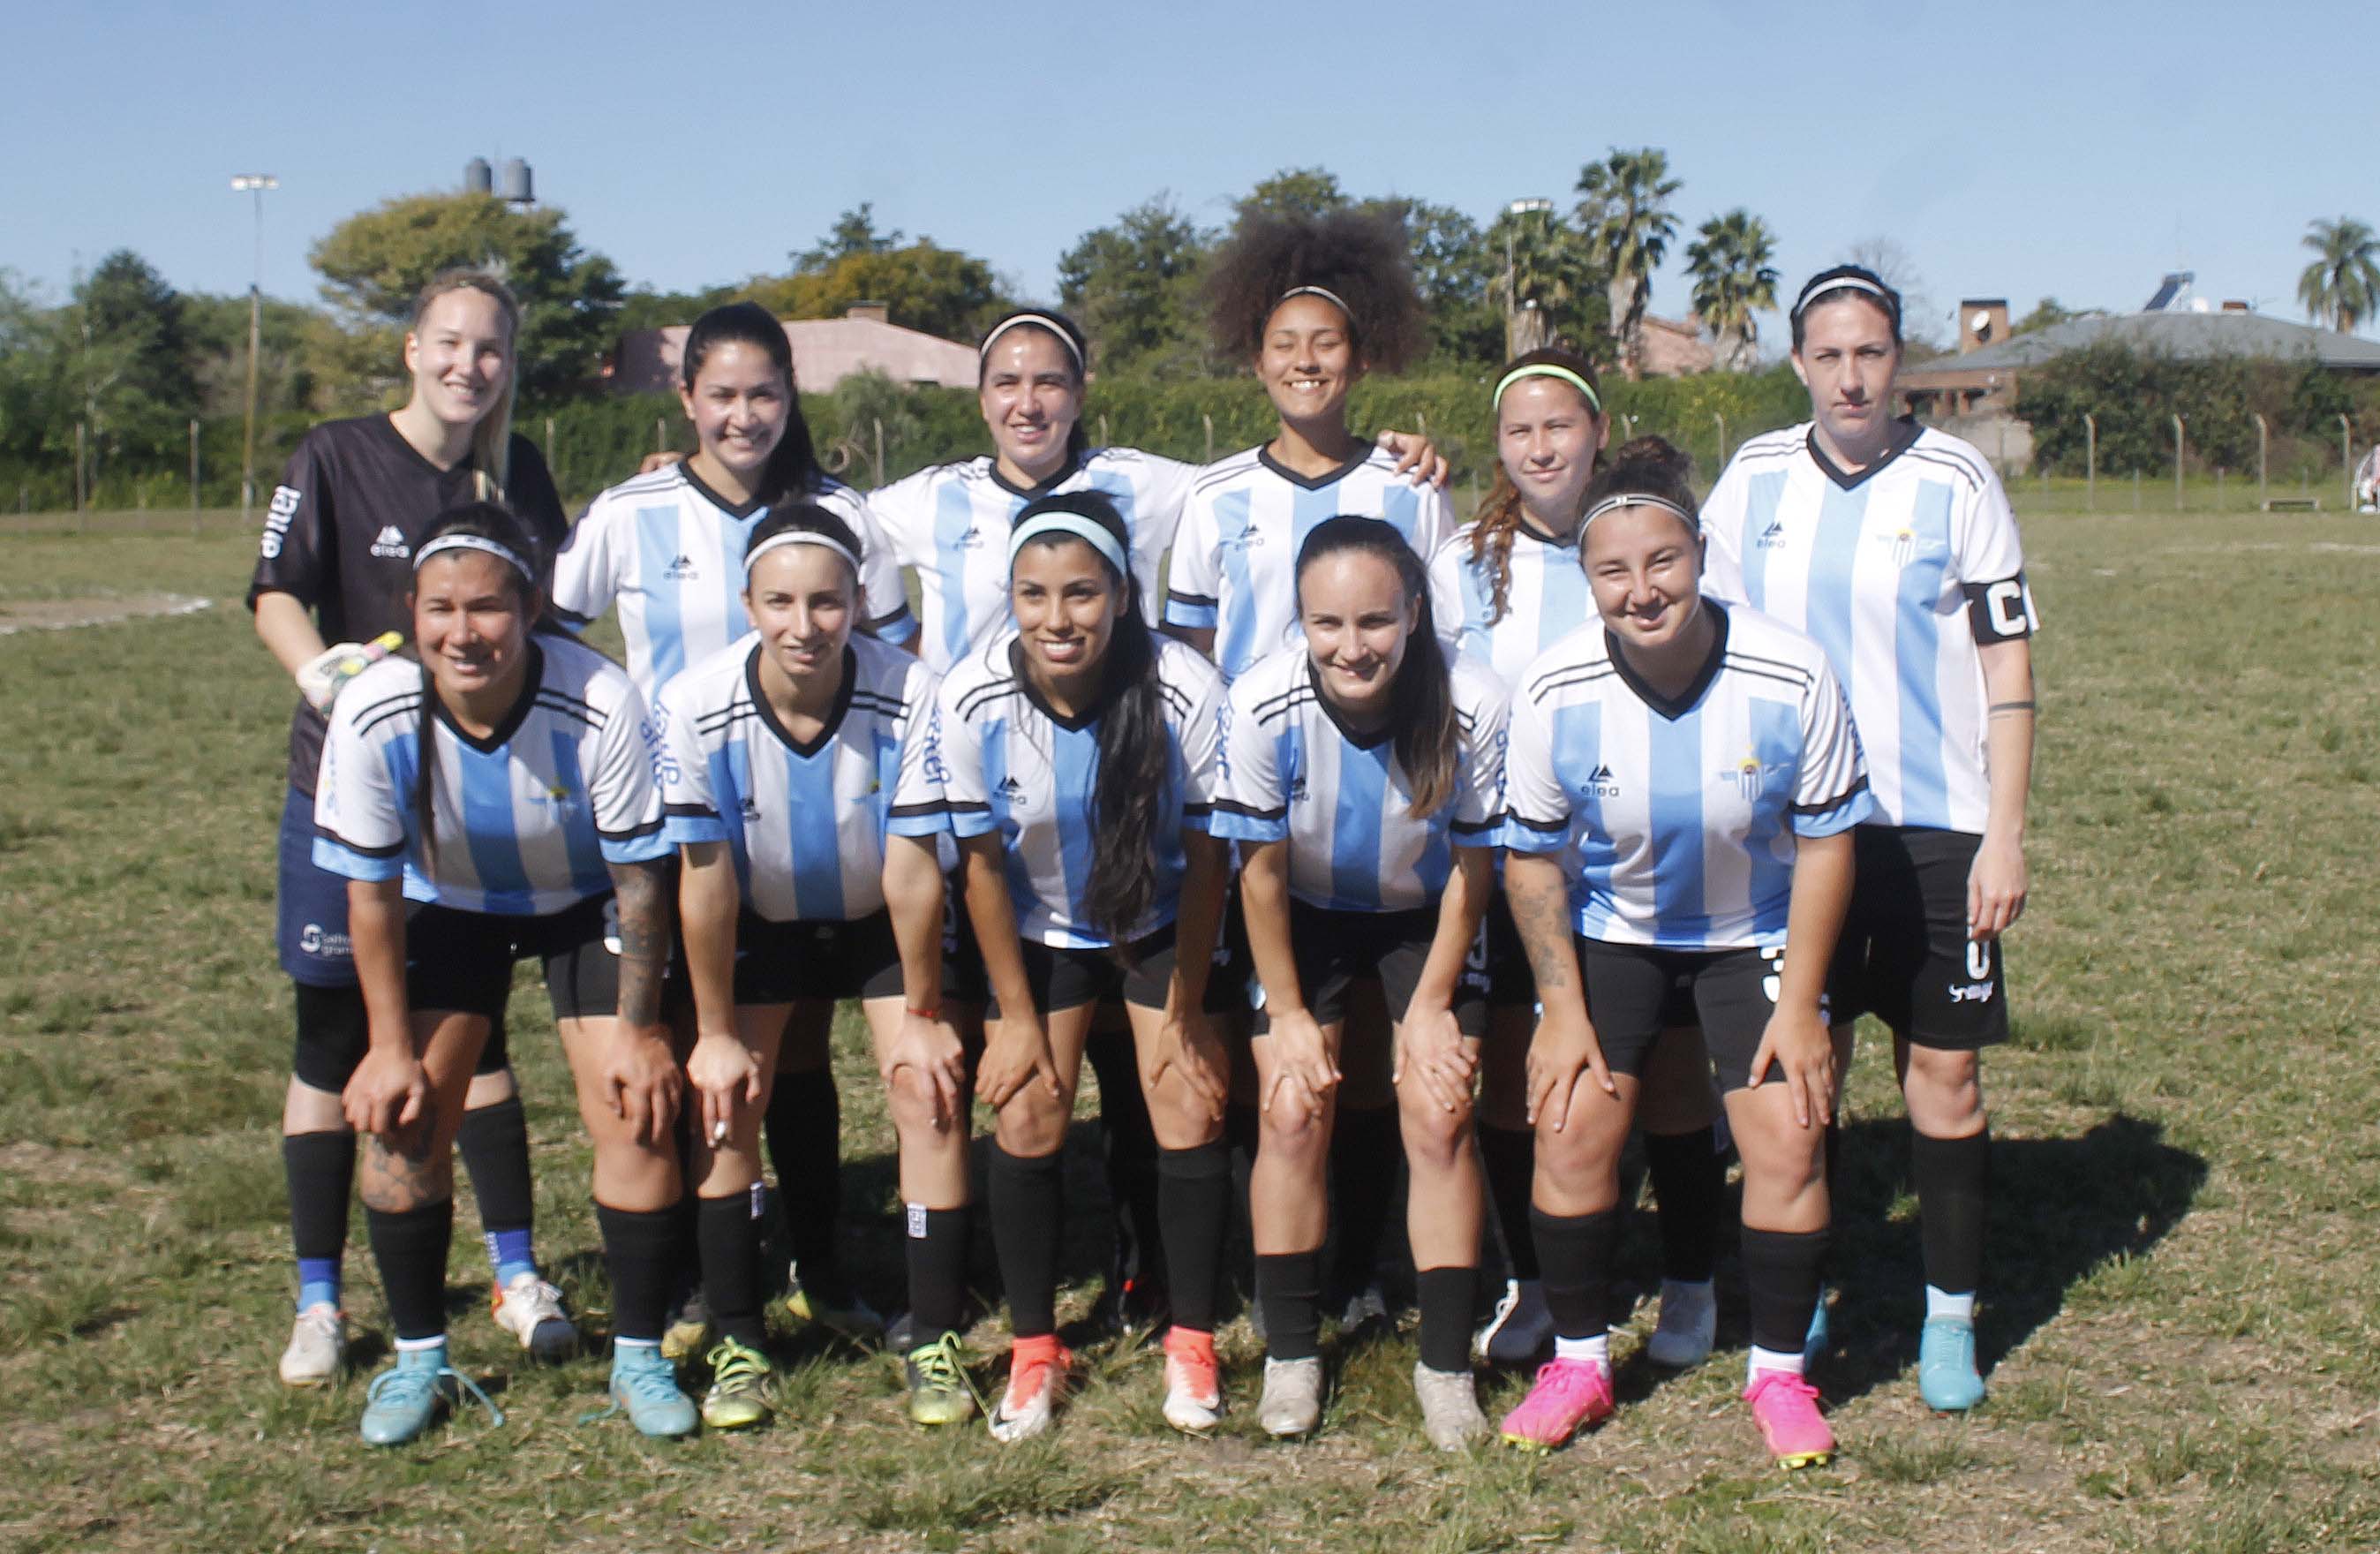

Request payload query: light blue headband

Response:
[1006,511,1128,579]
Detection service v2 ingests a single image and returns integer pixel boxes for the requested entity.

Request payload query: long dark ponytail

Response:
[1295,516,1460,819]
[410,502,544,867]
[1010,491,1169,950]
[682,301,821,504]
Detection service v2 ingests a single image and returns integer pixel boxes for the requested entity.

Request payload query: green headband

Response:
[1493,364,1603,416]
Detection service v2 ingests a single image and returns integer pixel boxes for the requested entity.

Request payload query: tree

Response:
[1575,148,1683,381]
[1235,167,1349,225]
[1057,195,1214,374]
[1843,236,1940,349]
[2298,216,2380,334]
[1685,209,1781,372]
[2010,297,2088,337]
[795,204,904,274]
[740,240,1006,345]
[309,192,627,400]
[1363,197,1501,365]
[68,251,203,471]
[1486,206,1603,359]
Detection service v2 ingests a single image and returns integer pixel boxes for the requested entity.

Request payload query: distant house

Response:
[1636,313,1716,378]
[1896,274,2380,419]
[607,303,978,396]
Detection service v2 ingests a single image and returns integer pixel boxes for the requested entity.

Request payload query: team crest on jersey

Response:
[663,553,700,580]
[531,781,582,817]
[1585,761,1620,798]
[1716,750,1777,801]
[369,524,410,559]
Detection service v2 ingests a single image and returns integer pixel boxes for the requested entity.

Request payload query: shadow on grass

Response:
[1811,1112,2207,1406]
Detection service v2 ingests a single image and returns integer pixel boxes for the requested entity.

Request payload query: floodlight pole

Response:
[230,175,278,524]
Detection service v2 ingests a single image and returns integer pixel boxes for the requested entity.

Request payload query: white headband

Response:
[979,313,1084,371]
[1277,285,1352,319]
[1581,493,1698,531]
[743,529,861,578]
[1792,274,1897,320]
[414,533,532,580]
[1006,511,1128,579]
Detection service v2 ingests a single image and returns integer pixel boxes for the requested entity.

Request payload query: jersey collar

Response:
[1605,600,1729,722]
[431,638,546,754]
[1806,416,1923,491]
[1304,654,1397,750]
[1006,637,1110,732]
[744,642,856,758]
[1259,444,1373,493]
[681,462,771,520]
[990,450,1086,500]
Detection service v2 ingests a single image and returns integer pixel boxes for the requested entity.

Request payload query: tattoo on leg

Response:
[358,1096,447,1211]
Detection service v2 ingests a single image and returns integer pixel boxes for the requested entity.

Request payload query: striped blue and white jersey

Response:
[1164,446,1457,683]
[869,448,1196,672]
[938,633,1224,949]
[1211,646,1509,913]
[654,633,946,924]
[1428,518,1593,688]
[551,463,916,695]
[313,634,670,916]
[1503,603,1873,951]
[1699,420,2034,835]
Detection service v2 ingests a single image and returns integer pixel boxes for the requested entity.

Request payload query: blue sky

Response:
[6,0,2373,341]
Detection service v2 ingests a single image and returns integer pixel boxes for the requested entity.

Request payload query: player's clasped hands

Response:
[877,1009,970,1132]
[1392,1000,1477,1114]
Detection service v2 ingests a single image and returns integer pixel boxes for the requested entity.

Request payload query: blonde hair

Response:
[409,268,522,502]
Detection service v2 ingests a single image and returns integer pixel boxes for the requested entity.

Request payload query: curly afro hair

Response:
[1203,208,1426,374]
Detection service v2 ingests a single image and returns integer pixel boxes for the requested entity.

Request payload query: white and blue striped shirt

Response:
[1428,517,1593,689]
[1699,420,2034,835]
[655,634,946,924]
[1212,646,1509,913]
[938,633,1224,949]
[869,448,1195,673]
[1164,446,1457,683]
[1503,604,1872,951]
[313,635,670,916]
[551,463,916,695]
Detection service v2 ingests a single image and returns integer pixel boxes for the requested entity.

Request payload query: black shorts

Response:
[1577,939,1784,1092]
[1478,893,1537,1011]
[405,894,621,1022]
[1834,826,2009,1051]
[985,922,1194,1019]
[1253,901,1488,1037]
[734,909,906,1005]
[290,982,513,1093]
[939,869,990,1007]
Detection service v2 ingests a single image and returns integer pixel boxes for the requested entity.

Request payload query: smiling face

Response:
[1790,295,1902,462]
[1297,547,1415,720]
[979,328,1083,479]
[403,289,512,432]
[411,549,532,701]
[1583,504,1706,653]
[681,339,791,486]
[743,541,855,686]
[1497,378,1608,528]
[1010,537,1120,690]
[1257,293,1363,431]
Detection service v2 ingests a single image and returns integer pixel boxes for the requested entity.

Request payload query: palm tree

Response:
[2299,217,2380,334]
[1685,209,1781,372]
[1487,206,1598,357]
[1576,148,1681,380]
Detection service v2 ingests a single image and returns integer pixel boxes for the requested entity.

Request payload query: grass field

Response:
[2,502,2377,1552]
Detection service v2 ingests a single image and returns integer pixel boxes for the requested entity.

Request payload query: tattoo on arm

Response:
[609,860,671,1027]
[1988,699,2037,717]
[1509,879,1570,992]
[358,1096,444,1211]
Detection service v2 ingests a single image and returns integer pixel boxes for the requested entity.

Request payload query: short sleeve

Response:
[1698,458,1750,607]
[1134,454,1199,556]
[1208,673,1287,844]
[591,681,670,864]
[1170,655,1225,833]
[1164,490,1221,630]
[1427,537,1476,653]
[886,661,950,837]
[1500,683,1571,854]
[1952,468,2037,644]
[549,496,621,630]
[936,675,995,839]
[823,485,917,645]
[867,468,936,570]
[247,434,335,612]
[655,681,728,847]
[1413,481,1457,563]
[311,689,407,880]
[1789,655,1874,839]
[501,436,569,573]
[1450,673,1509,841]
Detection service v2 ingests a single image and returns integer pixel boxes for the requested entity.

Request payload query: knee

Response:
[997,1091,1072,1158]
[1256,1109,1329,1173]
[1532,1121,1617,1191]
[1397,1091,1471,1168]
[1147,1086,1220,1150]
[1902,1047,1985,1126]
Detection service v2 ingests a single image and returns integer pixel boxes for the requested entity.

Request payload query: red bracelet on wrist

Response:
[906,1006,940,1021]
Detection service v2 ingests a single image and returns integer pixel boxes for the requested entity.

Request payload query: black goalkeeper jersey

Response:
[245,413,568,793]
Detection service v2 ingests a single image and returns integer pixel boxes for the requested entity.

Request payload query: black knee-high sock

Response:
[669,1109,702,1299]
[905,1203,971,1338]
[1254,1248,1323,1362]
[1225,1101,1261,1169]
[1329,1105,1399,1297]
[597,1203,681,1344]
[365,1200,454,1343]
[1911,1128,1988,1296]
[1823,1116,1841,1191]
[1477,1125,1539,1281]
[1740,1226,1829,1356]
[988,1145,1064,1339]
[1156,1142,1231,1332]
[697,1187,768,1347]
[456,1095,536,1269]
[1643,1127,1724,1284]
[284,1131,355,1266]
[1530,1206,1621,1341]
[1087,1030,1165,1295]
[766,1068,842,1276]
[1414,1266,1476,1373]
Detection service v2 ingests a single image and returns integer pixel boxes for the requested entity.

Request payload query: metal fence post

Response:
[2084,412,2097,511]
[2173,414,2186,512]
[1713,412,1729,466]
[2344,414,2355,510]
[190,419,202,533]
[2255,413,2269,509]
[1202,412,1214,465]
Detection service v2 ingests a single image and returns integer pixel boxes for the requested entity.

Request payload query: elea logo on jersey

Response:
[953,525,985,551]
[1287,774,1309,804]
[1755,520,1789,550]
[1585,761,1620,798]
[663,554,699,580]
[369,525,410,559]
[739,796,762,822]
[995,774,1026,801]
